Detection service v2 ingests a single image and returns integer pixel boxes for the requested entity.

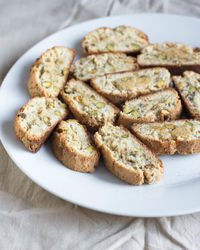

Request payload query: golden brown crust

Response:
[28,46,75,98]
[173,75,200,120]
[51,120,100,172]
[61,79,119,132]
[82,26,149,55]
[94,124,164,185]
[90,67,171,106]
[131,119,200,155]
[117,88,182,129]
[14,98,68,153]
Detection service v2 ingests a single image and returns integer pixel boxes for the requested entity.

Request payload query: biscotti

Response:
[70,53,138,81]
[94,123,163,185]
[173,71,200,119]
[82,26,149,55]
[132,120,200,155]
[137,42,200,75]
[90,67,170,105]
[118,88,182,128]
[61,79,119,131]
[14,97,68,152]
[28,47,75,98]
[51,120,100,172]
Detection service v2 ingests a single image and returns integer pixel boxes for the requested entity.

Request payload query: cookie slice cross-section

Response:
[61,79,119,132]
[137,42,200,75]
[52,120,100,173]
[70,53,138,81]
[14,97,68,152]
[90,67,170,105]
[118,88,182,128]
[82,26,149,55]
[173,71,200,120]
[94,123,163,185]
[132,120,200,155]
[28,46,75,98]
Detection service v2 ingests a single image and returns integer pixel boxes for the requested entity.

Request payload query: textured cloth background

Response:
[1,0,200,249]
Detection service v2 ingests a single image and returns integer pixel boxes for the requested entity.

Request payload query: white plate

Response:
[1,13,200,217]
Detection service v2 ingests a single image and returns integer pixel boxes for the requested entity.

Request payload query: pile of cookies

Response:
[14,26,200,185]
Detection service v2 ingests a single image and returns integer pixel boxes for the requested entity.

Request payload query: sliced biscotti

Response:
[61,79,119,132]
[14,97,68,153]
[28,47,75,98]
[132,120,200,155]
[94,123,163,185]
[82,26,149,55]
[118,88,182,128]
[90,67,170,105]
[51,120,100,173]
[137,42,200,75]
[70,53,138,81]
[173,71,200,119]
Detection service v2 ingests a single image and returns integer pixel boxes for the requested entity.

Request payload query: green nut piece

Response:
[131,43,140,50]
[106,44,114,51]
[42,81,52,88]
[132,110,140,118]
[123,106,133,114]
[87,145,94,152]
[43,116,51,126]
[89,110,99,116]
[96,102,105,108]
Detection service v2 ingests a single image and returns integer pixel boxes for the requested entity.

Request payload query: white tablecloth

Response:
[1,0,200,249]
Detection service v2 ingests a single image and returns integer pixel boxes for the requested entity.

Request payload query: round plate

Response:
[1,14,200,217]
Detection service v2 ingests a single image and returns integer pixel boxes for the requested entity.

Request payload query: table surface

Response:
[1,0,200,249]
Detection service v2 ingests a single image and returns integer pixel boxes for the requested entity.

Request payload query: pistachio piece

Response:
[165,124,175,129]
[123,106,133,114]
[179,81,187,88]
[87,145,94,152]
[61,68,68,76]
[156,80,165,88]
[42,81,52,88]
[96,102,105,108]
[132,110,140,118]
[89,110,99,116]
[154,68,160,74]
[164,98,169,103]
[54,110,61,116]
[159,54,167,60]
[121,134,128,138]
[145,165,152,170]
[121,77,129,82]
[43,116,51,126]
[91,69,97,74]
[121,77,132,82]
[64,87,72,93]
[185,121,193,126]
[19,113,26,119]
[131,43,140,50]
[53,86,60,93]
[189,86,196,93]
[134,148,141,152]
[106,44,114,51]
